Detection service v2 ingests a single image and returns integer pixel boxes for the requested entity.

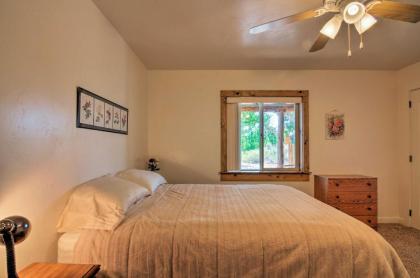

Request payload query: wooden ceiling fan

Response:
[249,0,420,55]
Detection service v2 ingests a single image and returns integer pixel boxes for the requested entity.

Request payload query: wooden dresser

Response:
[314,175,377,229]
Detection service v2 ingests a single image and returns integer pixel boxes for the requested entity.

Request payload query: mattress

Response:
[57,232,80,263]
[70,184,409,277]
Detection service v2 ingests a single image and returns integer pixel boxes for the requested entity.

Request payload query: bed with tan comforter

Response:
[73,184,408,277]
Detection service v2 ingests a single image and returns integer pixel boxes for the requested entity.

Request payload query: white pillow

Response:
[116,169,167,193]
[56,175,150,232]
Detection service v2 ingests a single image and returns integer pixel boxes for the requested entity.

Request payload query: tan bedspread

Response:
[74,184,408,277]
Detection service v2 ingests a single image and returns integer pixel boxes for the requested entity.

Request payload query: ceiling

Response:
[93,0,420,70]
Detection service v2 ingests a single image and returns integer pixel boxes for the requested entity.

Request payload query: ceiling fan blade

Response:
[367,1,420,23]
[249,8,325,34]
[309,34,330,52]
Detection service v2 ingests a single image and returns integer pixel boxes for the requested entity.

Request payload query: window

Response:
[221,91,309,181]
[239,102,299,171]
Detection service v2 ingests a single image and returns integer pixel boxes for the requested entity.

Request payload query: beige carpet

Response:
[378,224,420,277]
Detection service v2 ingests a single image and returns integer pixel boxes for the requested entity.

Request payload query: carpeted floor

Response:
[378,224,420,277]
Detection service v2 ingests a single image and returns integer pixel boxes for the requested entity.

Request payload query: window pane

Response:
[263,104,280,168]
[240,104,260,170]
[283,105,296,168]
[263,103,297,169]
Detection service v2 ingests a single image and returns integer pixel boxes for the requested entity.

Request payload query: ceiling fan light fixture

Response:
[320,14,343,39]
[343,2,366,24]
[347,4,360,16]
[355,13,377,34]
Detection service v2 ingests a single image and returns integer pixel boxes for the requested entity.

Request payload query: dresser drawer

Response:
[334,204,377,216]
[353,215,378,228]
[327,191,377,204]
[328,178,377,192]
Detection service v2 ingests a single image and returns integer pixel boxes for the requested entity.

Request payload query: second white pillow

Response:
[117,169,167,193]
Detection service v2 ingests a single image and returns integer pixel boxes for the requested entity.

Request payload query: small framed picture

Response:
[120,109,128,132]
[104,103,113,129]
[77,87,128,135]
[113,107,121,130]
[79,92,94,125]
[326,111,345,140]
[94,99,105,127]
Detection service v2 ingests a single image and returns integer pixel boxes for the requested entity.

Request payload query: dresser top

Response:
[315,175,376,179]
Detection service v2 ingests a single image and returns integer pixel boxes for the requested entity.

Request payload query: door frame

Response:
[409,87,420,228]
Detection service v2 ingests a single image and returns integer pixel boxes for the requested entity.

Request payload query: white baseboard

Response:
[378,217,403,224]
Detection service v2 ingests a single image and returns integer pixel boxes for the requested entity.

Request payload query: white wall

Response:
[396,62,420,225]
[147,70,401,222]
[0,0,148,274]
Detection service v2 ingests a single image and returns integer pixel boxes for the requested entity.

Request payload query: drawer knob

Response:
[367,195,372,199]
[335,183,340,187]
[367,207,372,211]
[368,220,372,223]
[336,195,340,199]
[367,182,372,186]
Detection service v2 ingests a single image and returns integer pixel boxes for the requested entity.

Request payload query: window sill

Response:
[220,171,310,182]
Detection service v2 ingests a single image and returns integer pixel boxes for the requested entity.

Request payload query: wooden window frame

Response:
[220,90,310,182]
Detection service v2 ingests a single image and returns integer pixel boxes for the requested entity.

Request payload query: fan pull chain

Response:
[359,21,364,49]
[347,24,352,57]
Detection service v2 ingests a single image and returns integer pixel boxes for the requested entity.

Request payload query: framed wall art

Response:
[77,87,128,135]
[325,110,344,140]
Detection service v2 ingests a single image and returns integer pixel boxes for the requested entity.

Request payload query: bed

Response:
[59,183,408,277]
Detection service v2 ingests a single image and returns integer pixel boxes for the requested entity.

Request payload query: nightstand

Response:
[19,263,100,278]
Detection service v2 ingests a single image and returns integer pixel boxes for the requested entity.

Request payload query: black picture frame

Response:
[76,87,128,135]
